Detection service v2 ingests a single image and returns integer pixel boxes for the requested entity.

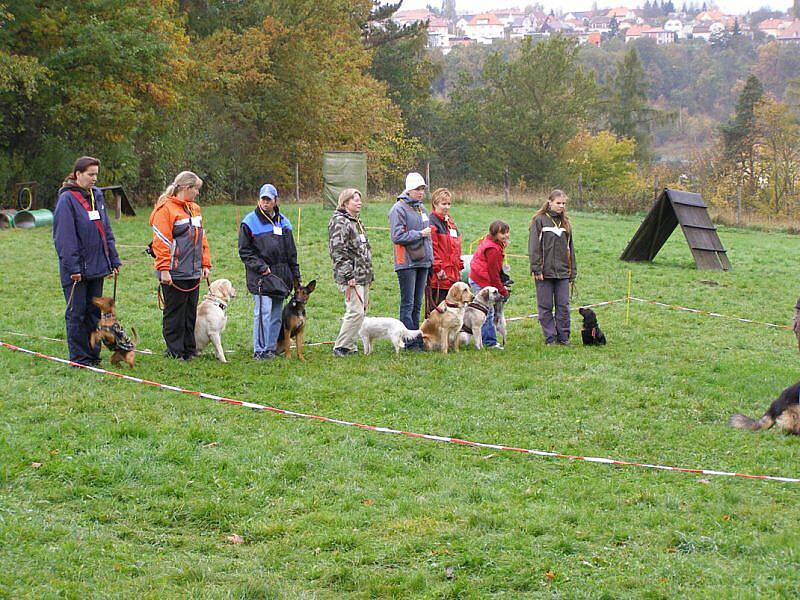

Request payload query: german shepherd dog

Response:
[728,381,800,435]
[579,307,606,346]
[89,297,138,367]
[277,280,316,361]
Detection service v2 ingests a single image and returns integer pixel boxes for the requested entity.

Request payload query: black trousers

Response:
[161,279,199,358]
[63,277,104,364]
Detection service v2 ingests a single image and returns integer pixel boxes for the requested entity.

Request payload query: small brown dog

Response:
[277,280,316,361]
[421,282,474,353]
[89,297,137,367]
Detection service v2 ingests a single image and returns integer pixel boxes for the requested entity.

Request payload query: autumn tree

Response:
[604,46,671,161]
[0,0,189,197]
[754,96,800,211]
[443,36,597,184]
[721,74,763,194]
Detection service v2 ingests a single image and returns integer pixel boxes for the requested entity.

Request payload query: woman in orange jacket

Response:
[149,171,212,360]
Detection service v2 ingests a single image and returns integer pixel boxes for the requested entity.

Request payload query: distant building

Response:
[462,12,505,44]
[777,20,800,44]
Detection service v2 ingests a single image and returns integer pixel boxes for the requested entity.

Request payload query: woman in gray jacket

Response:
[528,189,577,346]
[328,188,373,357]
[388,172,432,350]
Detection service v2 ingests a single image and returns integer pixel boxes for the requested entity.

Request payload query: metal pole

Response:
[626,270,632,326]
[425,161,431,199]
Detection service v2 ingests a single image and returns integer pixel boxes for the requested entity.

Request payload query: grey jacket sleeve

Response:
[389,204,422,246]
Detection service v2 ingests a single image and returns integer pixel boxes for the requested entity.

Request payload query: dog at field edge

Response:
[421,281,474,353]
[195,278,236,362]
[728,381,800,435]
[359,317,422,355]
[579,307,606,346]
[89,297,138,367]
[277,280,316,361]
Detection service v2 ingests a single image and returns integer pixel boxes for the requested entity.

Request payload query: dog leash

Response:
[65,280,78,311]
[113,271,118,302]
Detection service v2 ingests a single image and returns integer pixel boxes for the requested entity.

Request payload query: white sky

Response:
[399,0,792,14]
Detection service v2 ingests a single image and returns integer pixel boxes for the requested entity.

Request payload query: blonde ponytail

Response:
[159,171,203,203]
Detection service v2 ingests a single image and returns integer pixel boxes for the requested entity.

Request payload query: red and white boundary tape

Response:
[629,297,793,331]
[505,297,628,323]
[2,339,798,484]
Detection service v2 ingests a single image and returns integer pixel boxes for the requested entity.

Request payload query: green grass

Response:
[1,201,800,598]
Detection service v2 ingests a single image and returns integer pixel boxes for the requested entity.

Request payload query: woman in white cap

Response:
[388,172,433,350]
[238,183,302,360]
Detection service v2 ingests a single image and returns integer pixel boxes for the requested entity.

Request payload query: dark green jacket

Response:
[528,211,577,281]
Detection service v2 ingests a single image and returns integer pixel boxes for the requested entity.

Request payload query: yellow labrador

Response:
[195,278,236,362]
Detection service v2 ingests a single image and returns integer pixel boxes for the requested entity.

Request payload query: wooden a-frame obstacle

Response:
[620,188,731,270]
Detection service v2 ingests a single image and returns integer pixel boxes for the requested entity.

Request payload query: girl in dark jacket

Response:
[528,189,577,345]
[425,188,464,317]
[469,220,510,349]
[53,156,121,366]
[238,184,302,360]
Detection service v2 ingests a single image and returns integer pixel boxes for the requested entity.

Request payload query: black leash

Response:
[113,272,118,302]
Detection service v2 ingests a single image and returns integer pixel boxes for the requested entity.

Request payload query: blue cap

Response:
[259,184,278,200]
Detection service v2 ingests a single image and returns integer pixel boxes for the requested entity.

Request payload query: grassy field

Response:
[1,200,799,598]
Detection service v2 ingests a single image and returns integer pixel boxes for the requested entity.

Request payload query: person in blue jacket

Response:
[388,172,433,350]
[52,156,122,366]
[238,184,302,360]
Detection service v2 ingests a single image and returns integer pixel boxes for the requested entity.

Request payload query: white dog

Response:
[359,317,423,355]
[195,278,236,362]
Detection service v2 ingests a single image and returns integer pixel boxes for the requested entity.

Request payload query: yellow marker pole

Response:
[468,235,482,254]
[626,270,632,326]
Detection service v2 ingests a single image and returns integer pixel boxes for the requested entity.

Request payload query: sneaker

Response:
[263,350,277,360]
[332,347,350,357]
[558,340,571,346]
[489,344,504,350]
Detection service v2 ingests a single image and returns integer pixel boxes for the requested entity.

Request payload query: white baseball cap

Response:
[404,172,426,193]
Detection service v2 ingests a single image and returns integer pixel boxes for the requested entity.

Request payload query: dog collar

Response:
[445,301,460,308]
[204,294,227,311]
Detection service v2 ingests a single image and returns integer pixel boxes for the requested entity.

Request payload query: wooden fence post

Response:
[503,166,510,207]
[736,185,742,227]
[295,163,300,203]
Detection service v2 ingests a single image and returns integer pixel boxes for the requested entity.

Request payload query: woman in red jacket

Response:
[425,188,464,316]
[468,220,510,349]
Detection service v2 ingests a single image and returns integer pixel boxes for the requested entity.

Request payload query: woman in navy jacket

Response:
[52,156,121,366]
[238,183,302,360]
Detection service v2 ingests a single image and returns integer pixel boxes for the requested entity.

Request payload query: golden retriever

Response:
[421,281,474,353]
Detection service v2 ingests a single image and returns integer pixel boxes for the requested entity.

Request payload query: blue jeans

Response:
[253,294,284,353]
[469,280,498,347]
[397,267,428,348]
[63,277,104,364]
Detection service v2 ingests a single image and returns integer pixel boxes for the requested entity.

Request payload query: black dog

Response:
[579,307,606,346]
[729,381,800,435]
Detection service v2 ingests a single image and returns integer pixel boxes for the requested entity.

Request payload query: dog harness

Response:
[97,313,135,352]
[460,301,491,335]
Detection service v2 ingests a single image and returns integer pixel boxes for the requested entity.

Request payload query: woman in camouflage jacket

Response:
[328,188,373,356]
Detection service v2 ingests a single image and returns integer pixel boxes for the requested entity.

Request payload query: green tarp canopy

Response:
[322,152,367,209]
